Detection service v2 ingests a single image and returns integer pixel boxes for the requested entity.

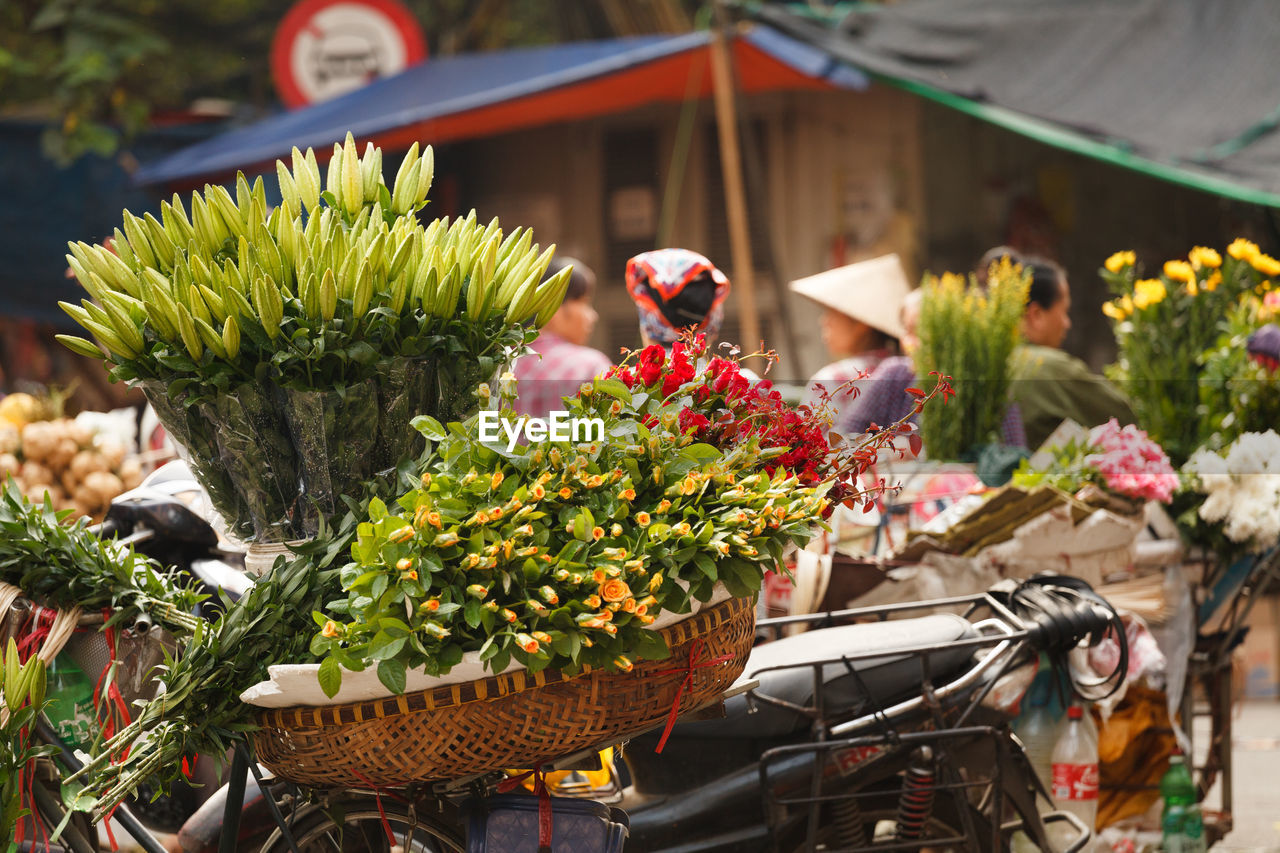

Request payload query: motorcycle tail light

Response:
[980,659,1039,715]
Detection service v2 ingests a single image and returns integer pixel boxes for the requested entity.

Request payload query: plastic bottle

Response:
[1050,705,1099,832]
[1160,752,1206,853]
[44,657,97,750]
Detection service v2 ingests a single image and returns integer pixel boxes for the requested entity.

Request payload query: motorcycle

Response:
[613,575,1126,852]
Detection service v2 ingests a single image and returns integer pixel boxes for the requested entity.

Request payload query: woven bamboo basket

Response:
[253,594,755,787]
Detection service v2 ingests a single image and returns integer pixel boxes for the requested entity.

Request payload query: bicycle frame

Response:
[750,591,1091,853]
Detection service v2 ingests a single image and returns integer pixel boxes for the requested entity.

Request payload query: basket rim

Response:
[259,594,754,729]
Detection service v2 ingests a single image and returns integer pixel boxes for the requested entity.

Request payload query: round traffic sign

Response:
[271,0,427,109]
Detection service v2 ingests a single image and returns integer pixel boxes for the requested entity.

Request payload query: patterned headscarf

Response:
[625,249,731,346]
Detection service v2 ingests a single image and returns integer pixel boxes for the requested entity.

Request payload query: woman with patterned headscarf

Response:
[625,249,731,349]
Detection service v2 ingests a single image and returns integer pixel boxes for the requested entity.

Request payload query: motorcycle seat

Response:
[673,612,979,739]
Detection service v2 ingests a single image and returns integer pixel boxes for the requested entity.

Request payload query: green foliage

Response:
[1100,242,1270,465]
[913,260,1028,461]
[0,479,202,634]
[1,639,55,844]
[315,378,825,694]
[1198,293,1280,449]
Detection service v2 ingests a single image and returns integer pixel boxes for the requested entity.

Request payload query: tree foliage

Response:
[0,0,699,165]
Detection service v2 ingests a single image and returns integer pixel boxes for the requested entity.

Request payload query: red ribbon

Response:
[498,768,553,852]
[349,768,414,846]
[651,638,735,754]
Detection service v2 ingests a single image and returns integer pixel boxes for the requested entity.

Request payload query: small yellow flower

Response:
[321,620,341,638]
[634,511,651,526]
[601,579,632,602]
[491,470,504,491]
[618,488,637,501]
[1185,278,1199,297]
[1204,272,1222,292]
[585,474,604,488]
[1104,250,1136,273]
[613,656,634,672]
[420,472,432,489]
[1254,253,1280,277]
[530,484,546,500]
[649,573,664,593]
[1228,237,1260,262]
[516,633,540,654]
[559,487,573,499]
[1163,260,1194,283]
[656,499,672,513]
[672,522,692,537]
[592,526,605,541]
[1131,278,1167,310]
[421,597,439,611]
[1189,246,1222,269]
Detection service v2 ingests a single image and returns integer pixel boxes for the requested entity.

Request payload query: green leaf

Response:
[591,378,632,403]
[692,553,717,580]
[376,659,407,694]
[412,415,447,441]
[464,598,482,629]
[318,656,343,698]
[366,631,406,660]
[367,497,388,522]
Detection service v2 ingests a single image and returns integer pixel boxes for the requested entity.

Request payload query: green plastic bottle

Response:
[44,657,97,750]
[1160,752,1205,853]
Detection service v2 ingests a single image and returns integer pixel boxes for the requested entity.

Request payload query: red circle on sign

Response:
[271,0,427,109]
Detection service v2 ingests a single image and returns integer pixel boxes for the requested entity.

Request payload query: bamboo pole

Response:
[709,7,761,355]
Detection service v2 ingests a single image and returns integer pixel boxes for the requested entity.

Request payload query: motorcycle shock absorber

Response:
[895,746,937,840]
[829,794,869,849]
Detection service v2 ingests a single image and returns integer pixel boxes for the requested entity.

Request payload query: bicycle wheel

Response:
[257,797,465,853]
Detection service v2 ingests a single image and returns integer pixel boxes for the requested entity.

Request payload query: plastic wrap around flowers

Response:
[1183,431,1280,553]
[310,338,944,695]
[1015,418,1178,505]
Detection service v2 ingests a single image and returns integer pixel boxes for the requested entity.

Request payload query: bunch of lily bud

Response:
[56,133,573,380]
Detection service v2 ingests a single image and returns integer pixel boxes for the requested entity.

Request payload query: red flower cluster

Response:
[606,336,875,510]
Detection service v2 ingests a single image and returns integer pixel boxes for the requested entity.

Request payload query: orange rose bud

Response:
[539,586,559,605]
[638,595,658,609]
[657,500,671,513]
[427,511,443,528]
[603,623,618,635]
[636,613,655,625]
[586,474,604,488]
[321,620,340,638]
[466,584,488,599]
[613,655,634,672]
[501,608,518,623]
[584,594,602,608]
[681,478,697,495]
[474,511,490,525]
[635,603,648,616]
[622,598,637,613]
[554,569,571,581]
[420,472,433,488]
[433,532,459,547]
[483,600,499,612]
[491,471,504,490]
[610,524,623,537]
[396,557,414,572]
[559,487,573,499]
[533,631,553,645]
[516,524,534,537]
[673,522,691,536]
[619,488,637,501]
[489,506,503,519]
[388,525,415,543]
[601,579,632,603]
[402,570,419,581]
[517,546,539,557]
[598,609,613,622]
[527,599,548,614]
[421,598,440,611]
[465,553,482,569]
[649,574,664,593]
[635,512,651,526]
[592,568,607,584]
[531,484,546,500]
[503,540,514,560]
[507,497,523,510]
[413,505,432,528]
[592,526,605,541]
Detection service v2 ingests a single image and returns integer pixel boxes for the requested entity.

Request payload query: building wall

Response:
[456,83,926,383]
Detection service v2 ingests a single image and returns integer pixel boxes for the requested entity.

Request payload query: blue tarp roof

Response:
[136,24,867,185]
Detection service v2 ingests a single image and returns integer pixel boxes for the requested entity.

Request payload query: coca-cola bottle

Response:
[1050,704,1099,832]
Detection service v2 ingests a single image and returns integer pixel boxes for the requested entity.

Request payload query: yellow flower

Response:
[1189,246,1221,269]
[1163,260,1194,283]
[1228,238,1260,262]
[1101,300,1128,321]
[321,620,341,638]
[1253,253,1280,277]
[1104,250,1136,273]
[634,511,651,526]
[490,470,504,491]
[1131,278,1167,310]
[1185,278,1199,296]
[388,525,415,543]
